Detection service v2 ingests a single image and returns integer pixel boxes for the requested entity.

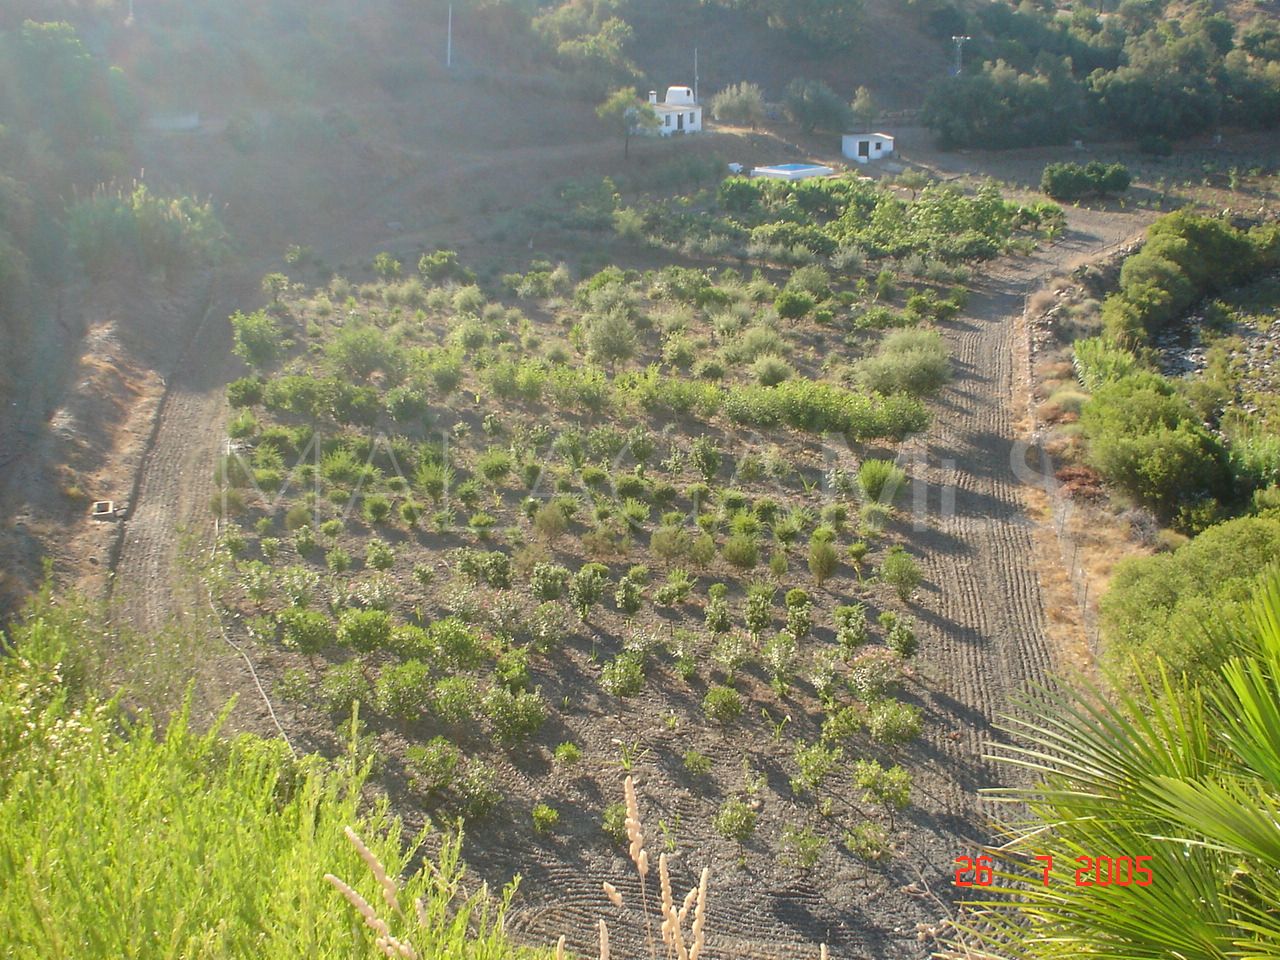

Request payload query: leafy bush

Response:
[554,742,583,765]
[569,562,609,620]
[531,802,560,835]
[1099,516,1280,688]
[600,652,646,698]
[683,749,713,775]
[849,648,905,700]
[784,77,853,133]
[774,289,815,319]
[808,538,839,587]
[365,539,395,571]
[482,687,546,744]
[278,608,334,653]
[1040,162,1131,201]
[375,660,432,722]
[405,737,462,795]
[458,549,513,588]
[337,608,393,653]
[834,603,868,654]
[751,354,795,386]
[866,699,923,746]
[855,329,951,397]
[880,546,922,601]
[703,684,744,725]
[433,676,481,725]
[0,619,533,960]
[1072,336,1141,391]
[713,798,757,843]
[530,563,571,601]
[319,660,371,716]
[710,81,767,126]
[722,533,760,570]
[844,823,891,864]
[601,802,628,845]
[1080,372,1228,521]
[854,759,912,822]
[858,459,906,504]
[231,309,288,370]
[778,825,824,871]
[791,741,842,794]
[724,380,928,439]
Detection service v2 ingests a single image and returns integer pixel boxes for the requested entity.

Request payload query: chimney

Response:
[648,90,658,105]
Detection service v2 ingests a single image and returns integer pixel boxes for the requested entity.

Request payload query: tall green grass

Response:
[0,595,543,960]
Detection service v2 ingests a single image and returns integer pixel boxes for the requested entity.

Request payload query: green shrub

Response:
[456,761,502,821]
[600,652,646,698]
[722,533,760,570]
[854,759,912,820]
[808,538,839,587]
[405,736,463,795]
[703,684,744,725]
[866,699,923,746]
[319,660,371,716]
[482,687,546,744]
[724,380,927,439]
[230,309,288,370]
[374,660,432,722]
[858,459,906,504]
[710,82,767,126]
[774,289,815,319]
[750,354,795,386]
[778,824,824,871]
[530,563,571,601]
[791,741,842,794]
[880,546,922,601]
[601,802,628,845]
[531,802,560,835]
[1041,161,1131,201]
[365,539,395,571]
[683,749,713,775]
[714,798,757,843]
[856,329,951,397]
[1099,516,1280,688]
[337,608,392,652]
[1072,336,1141,391]
[1081,372,1228,520]
[0,625,534,960]
[834,603,868,654]
[278,608,334,653]
[458,549,512,588]
[569,563,609,620]
[553,742,582,765]
[432,676,480,724]
[886,617,918,657]
[844,823,891,864]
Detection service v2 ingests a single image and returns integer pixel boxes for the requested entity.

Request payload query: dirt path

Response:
[906,217,1133,824]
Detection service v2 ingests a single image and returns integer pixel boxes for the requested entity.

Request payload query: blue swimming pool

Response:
[749,162,836,181]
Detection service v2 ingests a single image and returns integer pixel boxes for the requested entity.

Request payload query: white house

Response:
[648,86,703,136]
[842,132,895,163]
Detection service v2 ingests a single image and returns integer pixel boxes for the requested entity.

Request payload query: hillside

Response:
[1,1,1280,959]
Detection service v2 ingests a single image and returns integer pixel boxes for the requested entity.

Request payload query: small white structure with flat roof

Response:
[842,132,895,163]
[648,86,703,135]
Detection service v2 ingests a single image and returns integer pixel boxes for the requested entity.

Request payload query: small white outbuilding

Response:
[648,86,703,135]
[842,132,895,163]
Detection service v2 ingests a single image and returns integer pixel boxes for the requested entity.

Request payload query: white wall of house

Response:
[841,133,895,163]
[647,87,703,136]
